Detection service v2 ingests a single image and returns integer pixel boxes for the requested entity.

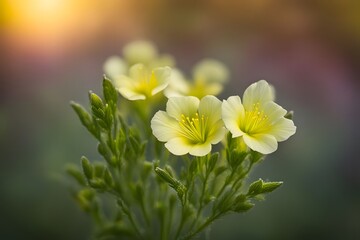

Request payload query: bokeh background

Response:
[1,0,359,239]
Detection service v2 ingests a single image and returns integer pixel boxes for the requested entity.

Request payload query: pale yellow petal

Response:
[269,118,296,142]
[165,137,192,155]
[243,80,275,110]
[193,59,229,83]
[123,40,158,65]
[129,63,148,82]
[243,134,278,154]
[166,96,199,121]
[152,54,176,68]
[103,56,127,79]
[118,88,146,100]
[198,95,222,125]
[262,101,287,123]
[190,82,223,98]
[114,75,146,100]
[222,96,245,138]
[189,143,212,156]
[208,121,227,144]
[113,75,133,89]
[151,66,171,95]
[151,111,181,142]
[164,69,190,98]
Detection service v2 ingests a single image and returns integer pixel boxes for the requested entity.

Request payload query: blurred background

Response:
[1,0,359,239]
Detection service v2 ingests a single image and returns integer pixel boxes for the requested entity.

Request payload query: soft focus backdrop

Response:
[1,0,359,239]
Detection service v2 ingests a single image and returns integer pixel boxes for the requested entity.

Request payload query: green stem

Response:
[175,207,187,240]
[181,213,221,240]
[216,170,235,197]
[118,200,143,239]
[140,197,151,226]
[190,171,209,232]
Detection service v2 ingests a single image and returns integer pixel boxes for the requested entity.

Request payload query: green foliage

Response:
[68,78,285,240]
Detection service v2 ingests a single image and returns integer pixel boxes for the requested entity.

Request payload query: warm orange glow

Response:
[1,0,137,55]
[1,0,88,57]
[3,0,75,43]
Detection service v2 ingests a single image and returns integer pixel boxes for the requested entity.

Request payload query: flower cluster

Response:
[69,40,297,240]
[105,41,295,155]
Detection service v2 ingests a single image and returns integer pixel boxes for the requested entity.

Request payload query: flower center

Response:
[241,102,269,134]
[179,112,208,143]
[134,70,157,97]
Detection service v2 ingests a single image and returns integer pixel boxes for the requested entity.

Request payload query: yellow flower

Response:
[222,80,296,154]
[164,59,229,99]
[151,95,226,156]
[193,59,229,84]
[103,41,175,80]
[114,64,171,101]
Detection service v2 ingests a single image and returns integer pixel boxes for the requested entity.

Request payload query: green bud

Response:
[234,201,254,212]
[165,165,176,178]
[155,167,187,205]
[66,164,86,186]
[89,92,104,110]
[104,104,113,128]
[81,156,93,181]
[250,150,264,163]
[229,151,248,170]
[89,92,106,122]
[284,110,294,120]
[97,143,110,161]
[141,161,153,181]
[261,181,283,193]
[248,178,264,196]
[93,163,105,178]
[104,169,114,187]
[155,167,177,186]
[231,194,254,212]
[134,183,144,202]
[89,179,106,190]
[70,102,97,137]
[76,189,95,212]
[103,77,118,105]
